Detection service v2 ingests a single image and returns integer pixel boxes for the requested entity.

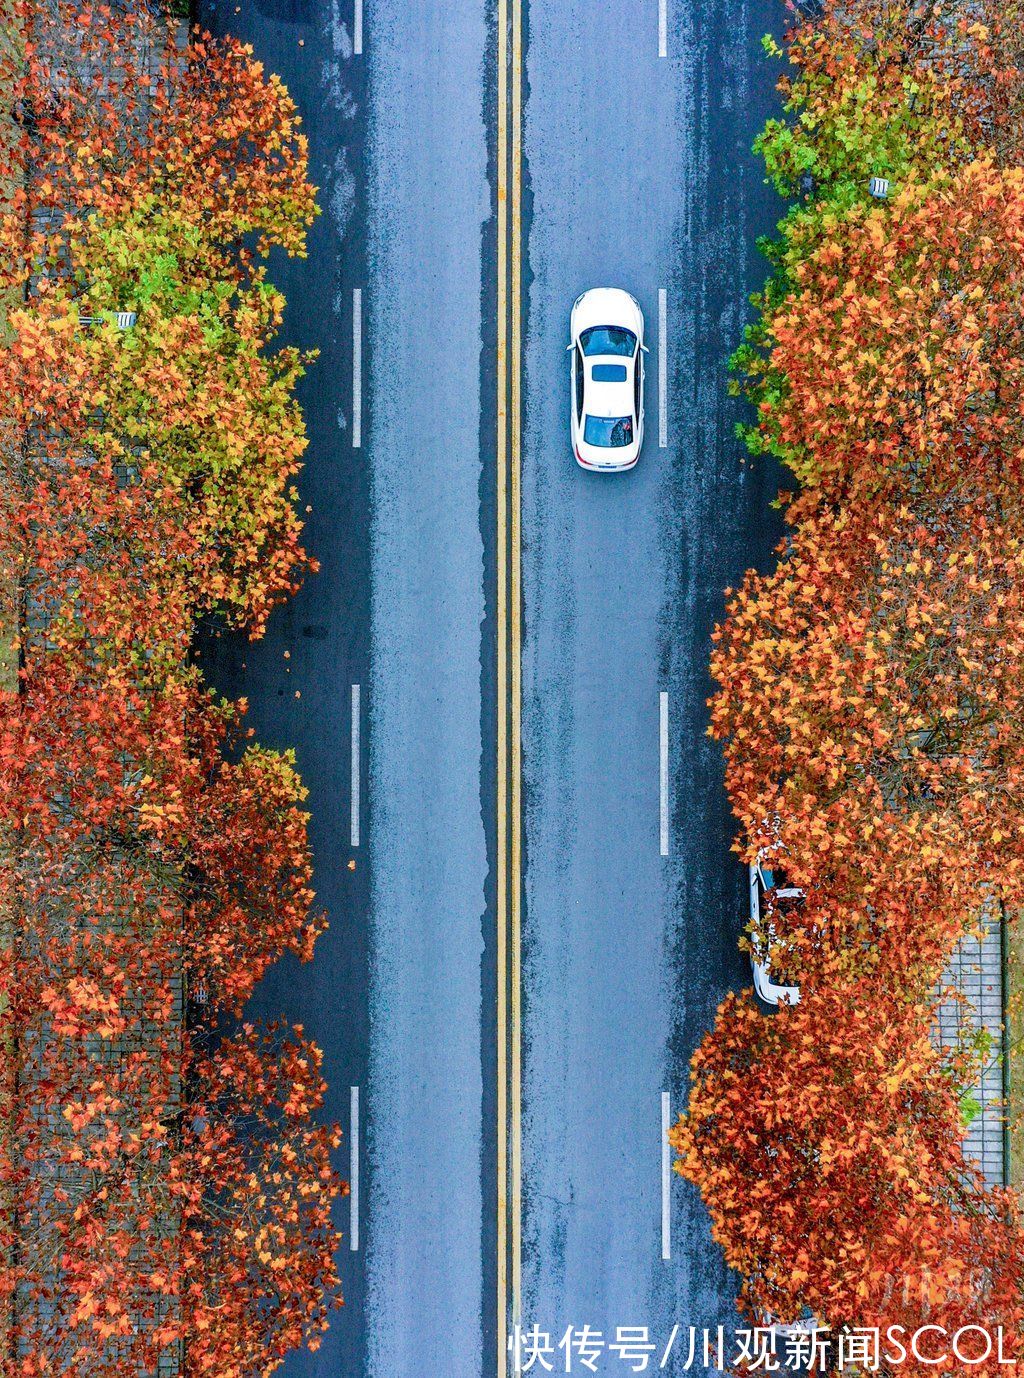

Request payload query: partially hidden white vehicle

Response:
[748,855,803,1008]
[569,288,646,472]
[761,1312,822,1352]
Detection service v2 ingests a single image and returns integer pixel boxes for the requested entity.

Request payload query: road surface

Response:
[197,0,787,1372]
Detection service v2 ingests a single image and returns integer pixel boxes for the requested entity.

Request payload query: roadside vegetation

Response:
[0,2,341,1372]
[672,1,1024,1369]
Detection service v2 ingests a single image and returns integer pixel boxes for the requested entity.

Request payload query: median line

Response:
[496,0,511,1367]
[497,0,525,1366]
[354,0,363,55]
[659,0,668,58]
[510,0,524,1342]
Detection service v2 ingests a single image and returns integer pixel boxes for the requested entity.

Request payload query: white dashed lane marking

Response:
[660,690,669,856]
[350,1086,361,1251]
[658,288,668,448]
[661,1091,672,1260]
[351,683,362,848]
[353,287,363,449]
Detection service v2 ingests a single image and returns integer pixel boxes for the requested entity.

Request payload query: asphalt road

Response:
[197,1,786,1374]
[521,0,786,1354]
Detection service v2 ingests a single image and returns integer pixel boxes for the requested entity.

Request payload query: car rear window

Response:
[591,363,628,382]
[584,414,634,448]
[580,326,636,357]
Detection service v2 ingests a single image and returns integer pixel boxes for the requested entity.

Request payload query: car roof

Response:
[755,862,803,896]
[583,355,634,419]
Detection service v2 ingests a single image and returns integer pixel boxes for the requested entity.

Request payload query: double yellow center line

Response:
[496,0,523,1369]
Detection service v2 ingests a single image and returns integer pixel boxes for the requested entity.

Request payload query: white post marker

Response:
[354,0,363,55]
[351,683,361,848]
[352,287,363,449]
[659,690,669,857]
[661,1090,672,1260]
[658,287,668,448]
[659,0,668,57]
[350,1086,360,1251]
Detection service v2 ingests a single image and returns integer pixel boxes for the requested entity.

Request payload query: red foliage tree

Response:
[0,2,343,1369]
[177,1025,344,1376]
[0,648,340,1371]
[711,503,1024,990]
[672,987,1024,1376]
[681,1,1024,1353]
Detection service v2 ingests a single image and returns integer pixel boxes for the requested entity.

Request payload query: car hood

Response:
[571,287,644,340]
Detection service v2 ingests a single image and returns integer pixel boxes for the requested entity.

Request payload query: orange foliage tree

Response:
[709,504,1024,989]
[0,648,341,1369]
[0,1,343,1370]
[2,0,319,633]
[671,988,1024,1375]
[177,1025,343,1377]
[674,0,1024,1359]
[743,164,1024,504]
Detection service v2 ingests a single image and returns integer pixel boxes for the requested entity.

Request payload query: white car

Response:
[569,288,646,471]
[761,1312,822,1352]
[748,858,803,1007]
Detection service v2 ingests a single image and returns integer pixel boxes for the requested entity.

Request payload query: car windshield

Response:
[771,962,799,992]
[584,414,634,448]
[580,325,636,358]
[773,888,805,917]
[759,931,798,988]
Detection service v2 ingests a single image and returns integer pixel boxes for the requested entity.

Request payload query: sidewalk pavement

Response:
[936,907,1006,1188]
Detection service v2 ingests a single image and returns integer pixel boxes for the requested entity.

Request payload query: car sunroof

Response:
[591,363,628,383]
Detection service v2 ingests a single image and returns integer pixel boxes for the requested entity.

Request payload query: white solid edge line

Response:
[658,288,668,448]
[659,0,668,57]
[350,1086,360,1251]
[354,0,363,55]
[660,690,669,857]
[352,287,363,449]
[661,1091,671,1260]
[351,683,361,848]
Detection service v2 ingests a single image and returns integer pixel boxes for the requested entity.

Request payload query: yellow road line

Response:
[497,0,523,1368]
[495,0,509,1370]
[509,0,524,1346]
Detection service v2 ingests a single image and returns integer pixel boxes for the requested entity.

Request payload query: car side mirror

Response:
[567,343,574,352]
